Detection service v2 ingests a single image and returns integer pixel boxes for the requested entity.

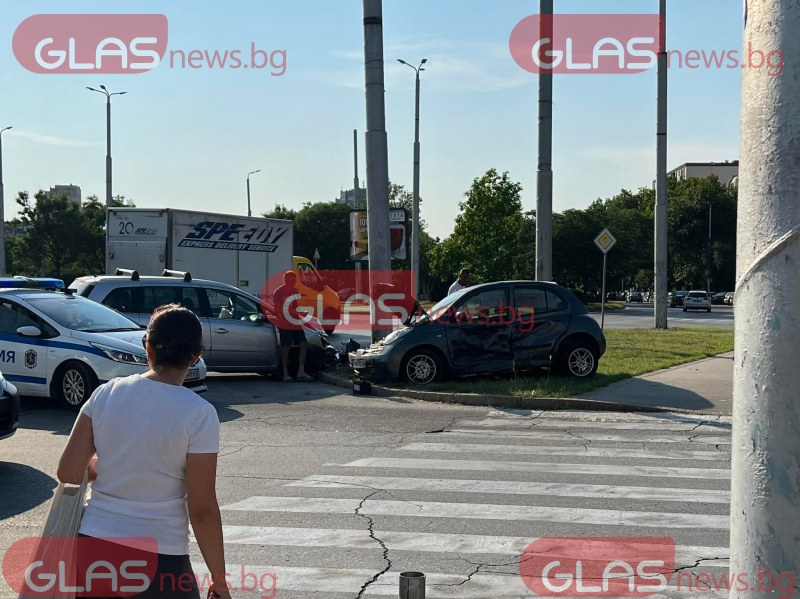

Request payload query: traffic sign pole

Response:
[594,228,617,331]
[601,253,607,330]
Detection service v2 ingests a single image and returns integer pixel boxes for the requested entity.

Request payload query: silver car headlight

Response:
[91,343,148,365]
[382,327,410,346]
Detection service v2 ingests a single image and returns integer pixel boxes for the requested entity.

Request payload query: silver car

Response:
[683,290,712,313]
[72,270,330,374]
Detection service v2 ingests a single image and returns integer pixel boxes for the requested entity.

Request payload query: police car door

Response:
[0,299,50,395]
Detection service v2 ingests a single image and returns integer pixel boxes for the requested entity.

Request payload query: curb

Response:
[316,370,720,415]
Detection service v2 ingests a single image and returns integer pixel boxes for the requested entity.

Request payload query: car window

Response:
[513,287,547,319]
[296,263,324,291]
[27,296,140,332]
[206,288,261,320]
[456,288,509,322]
[103,287,138,313]
[0,301,45,335]
[688,292,707,299]
[141,286,181,314]
[178,287,205,316]
[546,290,568,312]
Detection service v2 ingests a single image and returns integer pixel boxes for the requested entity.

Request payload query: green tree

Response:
[293,202,353,270]
[262,204,298,221]
[440,169,524,285]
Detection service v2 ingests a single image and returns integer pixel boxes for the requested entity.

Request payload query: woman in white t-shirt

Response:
[58,304,231,599]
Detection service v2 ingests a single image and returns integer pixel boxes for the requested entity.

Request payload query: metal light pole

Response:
[247,170,261,217]
[653,0,668,329]
[398,57,426,297]
[707,202,712,293]
[731,0,800,590]
[536,0,554,282]
[87,86,127,208]
[0,126,12,275]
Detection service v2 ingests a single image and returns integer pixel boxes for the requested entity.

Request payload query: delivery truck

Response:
[105,208,341,332]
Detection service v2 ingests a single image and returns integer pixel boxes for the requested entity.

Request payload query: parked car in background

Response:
[724,292,735,305]
[669,290,688,307]
[683,290,712,312]
[711,292,728,305]
[0,372,19,440]
[627,291,643,303]
[349,281,606,384]
[73,270,333,376]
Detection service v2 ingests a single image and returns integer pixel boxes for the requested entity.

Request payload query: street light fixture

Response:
[397,57,427,297]
[247,170,261,217]
[87,86,127,208]
[0,126,13,275]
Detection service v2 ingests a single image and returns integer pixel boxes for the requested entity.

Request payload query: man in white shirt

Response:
[448,268,471,295]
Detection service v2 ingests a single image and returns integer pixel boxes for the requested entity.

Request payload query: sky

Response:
[0,0,747,240]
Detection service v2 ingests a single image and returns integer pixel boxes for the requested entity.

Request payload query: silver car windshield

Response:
[26,295,142,332]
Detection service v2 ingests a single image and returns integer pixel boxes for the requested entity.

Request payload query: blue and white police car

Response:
[0,278,207,409]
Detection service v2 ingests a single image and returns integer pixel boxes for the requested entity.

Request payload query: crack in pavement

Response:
[354,491,392,599]
[563,428,591,451]
[425,416,458,435]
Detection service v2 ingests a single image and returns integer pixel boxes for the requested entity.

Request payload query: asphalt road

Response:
[1,379,732,598]
[595,303,734,329]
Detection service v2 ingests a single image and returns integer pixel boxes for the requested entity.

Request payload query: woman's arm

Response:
[57,413,95,484]
[186,453,230,599]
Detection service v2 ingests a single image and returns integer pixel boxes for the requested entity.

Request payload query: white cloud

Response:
[8,130,98,148]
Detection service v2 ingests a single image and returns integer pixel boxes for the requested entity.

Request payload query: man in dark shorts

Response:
[272,270,312,382]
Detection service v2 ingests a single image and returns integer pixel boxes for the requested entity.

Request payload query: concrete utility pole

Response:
[398,58,427,298]
[535,0,553,282]
[653,0,668,329]
[87,86,127,208]
[362,0,392,341]
[730,0,800,592]
[0,126,11,276]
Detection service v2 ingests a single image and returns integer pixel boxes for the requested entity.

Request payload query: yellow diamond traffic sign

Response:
[594,228,617,254]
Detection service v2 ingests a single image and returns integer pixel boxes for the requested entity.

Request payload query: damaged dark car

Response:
[349,281,606,385]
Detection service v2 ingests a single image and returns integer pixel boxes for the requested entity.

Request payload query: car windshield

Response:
[417,289,468,324]
[26,295,142,332]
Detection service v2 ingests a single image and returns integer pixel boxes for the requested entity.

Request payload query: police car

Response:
[0,278,207,409]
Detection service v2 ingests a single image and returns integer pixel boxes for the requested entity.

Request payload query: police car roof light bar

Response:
[162,269,192,282]
[114,268,140,281]
[0,277,65,289]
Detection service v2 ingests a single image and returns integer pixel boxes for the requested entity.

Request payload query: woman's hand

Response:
[208,580,232,599]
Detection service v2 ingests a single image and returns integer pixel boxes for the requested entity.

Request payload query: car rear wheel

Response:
[558,342,599,378]
[56,362,97,410]
[707,308,711,313]
[402,349,443,385]
[683,308,687,312]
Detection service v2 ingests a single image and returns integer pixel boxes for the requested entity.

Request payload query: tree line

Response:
[6,169,736,301]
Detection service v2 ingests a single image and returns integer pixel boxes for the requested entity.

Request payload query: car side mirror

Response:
[17,326,42,337]
[249,313,266,324]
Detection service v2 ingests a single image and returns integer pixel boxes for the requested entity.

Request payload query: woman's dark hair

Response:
[145,304,203,369]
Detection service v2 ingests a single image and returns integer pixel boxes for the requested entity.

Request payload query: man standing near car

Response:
[448,268,471,296]
[272,271,313,382]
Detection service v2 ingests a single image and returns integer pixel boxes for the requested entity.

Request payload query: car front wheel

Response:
[559,342,599,378]
[56,361,97,410]
[402,349,443,385]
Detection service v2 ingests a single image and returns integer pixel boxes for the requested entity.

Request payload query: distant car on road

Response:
[0,372,19,440]
[669,291,688,307]
[724,292,735,305]
[683,290,712,313]
[627,291,643,303]
[711,292,728,305]
[349,281,606,384]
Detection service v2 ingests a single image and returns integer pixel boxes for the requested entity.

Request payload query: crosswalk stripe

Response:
[211,525,729,567]
[287,474,730,503]
[398,442,729,461]
[191,563,730,598]
[333,457,730,479]
[222,496,729,529]
[443,428,731,444]
[460,417,732,432]
[485,409,731,425]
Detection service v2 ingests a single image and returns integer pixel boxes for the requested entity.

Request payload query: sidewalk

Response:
[580,352,734,414]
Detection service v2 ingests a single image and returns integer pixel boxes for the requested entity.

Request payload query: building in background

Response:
[668,161,739,186]
[335,187,366,209]
[47,184,82,206]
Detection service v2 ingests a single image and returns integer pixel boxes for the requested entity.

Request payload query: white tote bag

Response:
[18,471,90,599]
